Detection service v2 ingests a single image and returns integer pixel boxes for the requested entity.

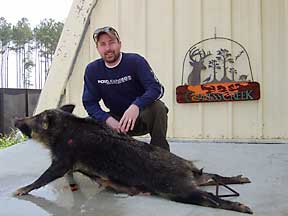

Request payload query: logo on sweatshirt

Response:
[97,75,132,85]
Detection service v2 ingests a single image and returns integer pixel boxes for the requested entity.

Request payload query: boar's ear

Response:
[59,104,75,113]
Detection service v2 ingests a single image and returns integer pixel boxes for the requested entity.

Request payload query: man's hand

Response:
[106,116,121,133]
[119,104,139,133]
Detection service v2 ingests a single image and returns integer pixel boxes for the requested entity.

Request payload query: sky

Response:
[0,0,73,27]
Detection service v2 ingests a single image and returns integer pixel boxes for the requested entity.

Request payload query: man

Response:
[82,26,170,151]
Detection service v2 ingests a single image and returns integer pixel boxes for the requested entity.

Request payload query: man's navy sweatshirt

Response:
[82,53,164,122]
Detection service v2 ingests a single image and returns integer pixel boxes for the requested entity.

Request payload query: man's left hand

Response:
[119,104,139,133]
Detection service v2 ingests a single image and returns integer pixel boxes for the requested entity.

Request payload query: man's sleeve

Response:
[132,55,164,109]
[82,66,110,122]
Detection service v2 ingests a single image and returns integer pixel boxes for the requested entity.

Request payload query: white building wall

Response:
[36,0,288,141]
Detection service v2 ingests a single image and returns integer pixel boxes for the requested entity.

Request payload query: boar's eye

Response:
[41,112,54,130]
[42,121,49,130]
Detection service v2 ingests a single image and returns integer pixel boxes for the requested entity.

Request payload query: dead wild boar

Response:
[14,104,253,214]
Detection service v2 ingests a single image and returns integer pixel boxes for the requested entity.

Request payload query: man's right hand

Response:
[105,116,121,133]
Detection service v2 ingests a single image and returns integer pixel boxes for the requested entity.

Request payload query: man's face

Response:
[96,33,121,65]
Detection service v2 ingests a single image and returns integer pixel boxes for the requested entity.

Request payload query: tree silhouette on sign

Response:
[229,67,237,81]
[216,48,234,82]
[208,59,221,83]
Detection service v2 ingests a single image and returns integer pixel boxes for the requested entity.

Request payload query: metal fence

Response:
[0,88,41,134]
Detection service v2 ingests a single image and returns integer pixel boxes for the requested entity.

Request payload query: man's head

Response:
[93,26,121,66]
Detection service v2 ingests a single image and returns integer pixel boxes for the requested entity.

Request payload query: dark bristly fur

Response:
[14,104,253,214]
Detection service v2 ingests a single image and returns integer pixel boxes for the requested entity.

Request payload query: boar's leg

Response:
[171,189,253,214]
[94,176,142,196]
[197,173,251,186]
[65,172,79,192]
[14,161,70,196]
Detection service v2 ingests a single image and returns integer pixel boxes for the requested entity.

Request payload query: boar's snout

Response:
[14,117,23,128]
[14,118,32,138]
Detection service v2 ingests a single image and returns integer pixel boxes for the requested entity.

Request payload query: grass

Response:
[0,129,27,149]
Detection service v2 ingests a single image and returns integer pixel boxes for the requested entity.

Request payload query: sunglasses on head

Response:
[93,26,120,42]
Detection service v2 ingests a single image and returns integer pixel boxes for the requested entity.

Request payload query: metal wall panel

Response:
[262,0,288,138]
[230,0,263,139]
[173,0,203,138]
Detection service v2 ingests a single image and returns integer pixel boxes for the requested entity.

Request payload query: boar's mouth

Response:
[15,120,32,138]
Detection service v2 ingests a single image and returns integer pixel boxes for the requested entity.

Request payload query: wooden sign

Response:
[176,81,260,103]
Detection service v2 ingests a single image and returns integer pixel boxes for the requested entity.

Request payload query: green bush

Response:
[0,130,27,149]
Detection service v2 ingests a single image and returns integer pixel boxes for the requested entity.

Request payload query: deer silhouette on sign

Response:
[187,47,212,85]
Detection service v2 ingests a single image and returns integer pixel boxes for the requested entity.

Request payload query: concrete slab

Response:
[0,140,287,216]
